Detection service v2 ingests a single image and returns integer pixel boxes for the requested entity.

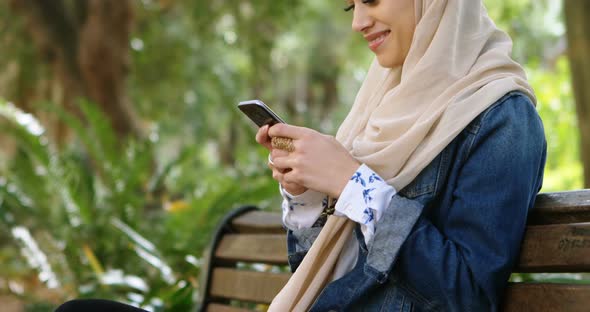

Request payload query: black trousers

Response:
[55,299,149,312]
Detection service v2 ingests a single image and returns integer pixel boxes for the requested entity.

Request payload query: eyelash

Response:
[344,0,376,12]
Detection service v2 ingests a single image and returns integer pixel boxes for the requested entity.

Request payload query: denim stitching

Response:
[379,286,397,312]
[396,279,439,311]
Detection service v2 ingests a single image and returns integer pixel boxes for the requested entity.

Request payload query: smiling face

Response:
[347,0,416,68]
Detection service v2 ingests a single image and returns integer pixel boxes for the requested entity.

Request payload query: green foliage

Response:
[528,57,583,191]
[0,99,278,310]
[484,0,564,64]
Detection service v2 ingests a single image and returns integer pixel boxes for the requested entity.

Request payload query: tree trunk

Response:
[78,0,138,139]
[9,0,139,143]
[564,0,590,187]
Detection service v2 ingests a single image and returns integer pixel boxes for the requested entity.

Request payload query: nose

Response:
[351,5,373,33]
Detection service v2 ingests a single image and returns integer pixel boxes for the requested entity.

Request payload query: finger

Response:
[271,168,284,182]
[282,180,301,189]
[281,169,300,186]
[282,182,297,190]
[278,167,292,174]
[255,125,268,143]
[271,148,289,159]
[268,157,286,173]
[268,157,290,174]
[268,123,310,140]
[272,155,295,170]
[255,125,272,149]
[282,182,303,193]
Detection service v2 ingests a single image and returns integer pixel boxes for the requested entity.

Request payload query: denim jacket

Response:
[285,91,547,312]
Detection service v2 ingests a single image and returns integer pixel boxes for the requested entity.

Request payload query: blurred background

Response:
[0,0,588,311]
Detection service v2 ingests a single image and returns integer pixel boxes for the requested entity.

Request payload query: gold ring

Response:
[271,137,295,152]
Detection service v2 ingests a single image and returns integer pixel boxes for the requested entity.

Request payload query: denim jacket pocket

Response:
[350,277,430,312]
[380,286,414,312]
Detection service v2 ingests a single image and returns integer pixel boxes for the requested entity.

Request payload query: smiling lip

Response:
[365,30,390,52]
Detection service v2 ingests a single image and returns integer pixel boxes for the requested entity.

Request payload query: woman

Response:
[256,0,546,311]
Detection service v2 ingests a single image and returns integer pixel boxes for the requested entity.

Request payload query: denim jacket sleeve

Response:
[388,93,547,311]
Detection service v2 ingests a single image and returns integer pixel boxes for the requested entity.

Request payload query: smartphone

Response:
[238,99,286,127]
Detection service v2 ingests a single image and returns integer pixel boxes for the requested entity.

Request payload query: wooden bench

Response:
[196,190,590,312]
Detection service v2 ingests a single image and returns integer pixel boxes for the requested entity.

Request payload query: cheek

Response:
[377,34,406,68]
[388,26,415,65]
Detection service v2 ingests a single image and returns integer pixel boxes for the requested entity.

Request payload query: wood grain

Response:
[231,211,285,234]
[205,303,252,312]
[529,191,590,225]
[209,268,290,304]
[516,223,590,272]
[503,283,590,312]
[215,234,288,265]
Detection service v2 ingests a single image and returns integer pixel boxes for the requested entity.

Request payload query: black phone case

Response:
[238,101,285,127]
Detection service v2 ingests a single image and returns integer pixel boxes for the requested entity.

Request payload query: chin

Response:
[376,55,402,69]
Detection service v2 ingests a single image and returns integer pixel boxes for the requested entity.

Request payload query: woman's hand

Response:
[269,149,308,195]
[268,123,361,198]
[256,125,308,195]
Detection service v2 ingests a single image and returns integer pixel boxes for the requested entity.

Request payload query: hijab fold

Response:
[269,1,534,310]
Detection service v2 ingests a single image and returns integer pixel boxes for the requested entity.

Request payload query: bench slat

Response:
[231,211,285,234]
[206,303,251,312]
[215,234,288,265]
[209,268,291,304]
[529,191,590,225]
[516,223,590,272]
[503,283,590,312]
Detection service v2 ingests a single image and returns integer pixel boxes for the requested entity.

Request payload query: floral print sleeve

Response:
[280,185,328,230]
[335,164,396,245]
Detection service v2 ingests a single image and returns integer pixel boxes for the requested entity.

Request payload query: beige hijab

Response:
[269,0,535,310]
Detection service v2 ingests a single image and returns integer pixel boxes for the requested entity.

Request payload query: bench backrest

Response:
[197,190,590,312]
